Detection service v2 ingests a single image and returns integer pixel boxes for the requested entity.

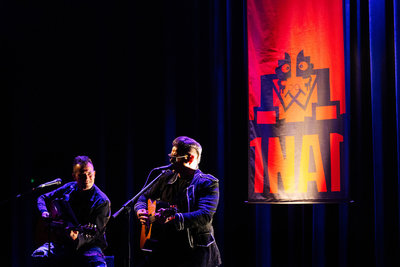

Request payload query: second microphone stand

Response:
[112,169,169,267]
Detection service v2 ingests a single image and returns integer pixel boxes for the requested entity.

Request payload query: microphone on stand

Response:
[140,164,173,191]
[153,163,174,171]
[36,178,62,189]
[14,178,63,199]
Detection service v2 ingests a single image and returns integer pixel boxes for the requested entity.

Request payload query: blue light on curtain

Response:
[394,0,400,253]
[368,0,386,265]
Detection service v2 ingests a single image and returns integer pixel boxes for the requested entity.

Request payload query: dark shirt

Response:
[157,172,191,211]
[37,181,111,251]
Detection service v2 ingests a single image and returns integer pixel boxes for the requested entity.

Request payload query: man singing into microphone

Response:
[32,156,111,267]
[135,136,222,267]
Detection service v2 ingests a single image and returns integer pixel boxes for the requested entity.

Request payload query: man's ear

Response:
[187,154,195,164]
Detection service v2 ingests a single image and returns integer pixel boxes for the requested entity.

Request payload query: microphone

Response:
[36,178,62,189]
[153,164,174,170]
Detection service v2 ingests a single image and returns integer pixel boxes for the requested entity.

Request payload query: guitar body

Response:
[140,199,157,251]
[45,198,98,242]
[140,199,177,252]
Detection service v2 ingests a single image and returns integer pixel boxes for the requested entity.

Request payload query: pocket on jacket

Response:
[195,233,215,247]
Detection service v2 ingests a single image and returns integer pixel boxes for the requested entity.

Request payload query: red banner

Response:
[247,0,348,203]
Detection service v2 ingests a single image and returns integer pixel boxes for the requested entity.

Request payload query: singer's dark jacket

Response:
[37,181,111,251]
[134,169,221,266]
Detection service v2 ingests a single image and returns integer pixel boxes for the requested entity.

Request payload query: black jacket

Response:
[134,169,220,248]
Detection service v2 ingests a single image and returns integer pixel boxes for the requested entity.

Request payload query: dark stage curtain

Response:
[3,0,400,267]
[3,1,248,266]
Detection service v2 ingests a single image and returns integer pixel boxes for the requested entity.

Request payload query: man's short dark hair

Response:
[73,155,93,168]
[172,136,202,161]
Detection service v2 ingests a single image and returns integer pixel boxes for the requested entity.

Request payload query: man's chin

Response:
[78,184,93,191]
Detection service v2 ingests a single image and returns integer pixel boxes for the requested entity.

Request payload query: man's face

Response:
[169,146,200,172]
[169,146,188,165]
[73,163,95,191]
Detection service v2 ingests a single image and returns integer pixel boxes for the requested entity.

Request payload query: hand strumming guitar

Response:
[137,209,149,225]
[42,206,79,240]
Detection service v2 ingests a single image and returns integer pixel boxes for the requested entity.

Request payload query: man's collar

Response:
[167,169,201,184]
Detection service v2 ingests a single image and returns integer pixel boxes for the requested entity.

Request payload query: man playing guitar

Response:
[135,136,222,267]
[32,156,111,267]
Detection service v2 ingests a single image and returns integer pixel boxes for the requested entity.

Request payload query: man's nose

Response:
[81,173,90,180]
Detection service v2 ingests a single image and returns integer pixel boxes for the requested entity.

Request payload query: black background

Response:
[3,0,400,266]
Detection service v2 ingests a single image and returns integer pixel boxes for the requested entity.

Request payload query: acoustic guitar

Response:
[46,198,98,240]
[140,199,177,252]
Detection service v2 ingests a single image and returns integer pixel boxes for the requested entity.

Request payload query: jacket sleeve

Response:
[37,183,71,214]
[134,193,149,212]
[174,177,219,231]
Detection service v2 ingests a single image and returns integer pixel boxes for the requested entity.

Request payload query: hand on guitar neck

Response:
[41,211,50,219]
[70,230,79,240]
[155,208,176,224]
[137,207,176,225]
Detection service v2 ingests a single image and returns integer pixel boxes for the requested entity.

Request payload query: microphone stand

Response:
[112,170,167,267]
[1,182,63,260]
[1,182,61,206]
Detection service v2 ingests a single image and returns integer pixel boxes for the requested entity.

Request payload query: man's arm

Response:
[174,178,219,231]
[134,173,169,224]
[37,183,70,218]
